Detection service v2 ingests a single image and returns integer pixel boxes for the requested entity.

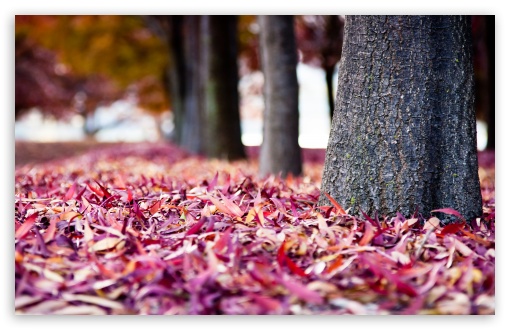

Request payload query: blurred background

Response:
[15,15,495,164]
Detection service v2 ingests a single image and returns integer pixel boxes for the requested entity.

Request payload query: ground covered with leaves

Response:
[14,142,495,315]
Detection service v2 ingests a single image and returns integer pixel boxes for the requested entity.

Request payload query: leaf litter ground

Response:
[14,143,495,315]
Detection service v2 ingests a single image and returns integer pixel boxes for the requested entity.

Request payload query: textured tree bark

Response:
[258,15,302,177]
[201,16,246,160]
[319,16,482,222]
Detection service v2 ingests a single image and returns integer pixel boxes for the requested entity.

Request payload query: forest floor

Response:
[14,141,495,315]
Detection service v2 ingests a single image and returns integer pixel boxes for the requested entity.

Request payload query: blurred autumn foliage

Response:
[14,15,346,124]
[15,15,493,149]
[15,15,169,120]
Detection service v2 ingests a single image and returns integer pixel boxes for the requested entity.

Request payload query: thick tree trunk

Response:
[201,16,246,160]
[258,15,302,177]
[320,16,482,222]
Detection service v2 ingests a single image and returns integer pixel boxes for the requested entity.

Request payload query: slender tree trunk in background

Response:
[258,15,302,177]
[201,16,246,160]
[322,15,344,119]
[485,15,495,150]
[166,15,186,145]
[320,16,482,222]
[325,67,335,119]
[180,15,205,154]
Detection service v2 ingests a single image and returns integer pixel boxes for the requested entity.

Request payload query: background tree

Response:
[179,15,205,154]
[146,15,245,159]
[201,15,245,160]
[472,15,495,150]
[485,16,495,150]
[258,15,302,177]
[320,15,482,222]
[295,15,345,118]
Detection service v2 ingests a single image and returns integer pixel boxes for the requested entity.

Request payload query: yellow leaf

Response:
[59,211,82,221]
[245,208,256,224]
[89,237,122,252]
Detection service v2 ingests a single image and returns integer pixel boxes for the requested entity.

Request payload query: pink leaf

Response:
[63,182,77,201]
[186,217,207,236]
[43,216,57,243]
[15,212,38,240]
[208,193,244,217]
[279,276,323,304]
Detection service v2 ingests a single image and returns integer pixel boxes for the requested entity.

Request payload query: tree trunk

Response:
[180,15,205,154]
[201,16,246,160]
[165,15,186,145]
[325,66,335,119]
[322,15,345,119]
[258,15,302,177]
[485,15,495,150]
[319,16,482,222]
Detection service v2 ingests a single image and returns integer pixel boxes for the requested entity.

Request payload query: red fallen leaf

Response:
[276,240,307,277]
[87,182,104,198]
[284,256,308,278]
[431,208,464,220]
[132,201,146,220]
[325,255,344,274]
[323,192,347,215]
[63,182,77,202]
[149,200,162,215]
[277,241,287,267]
[359,221,375,246]
[75,186,88,200]
[94,180,112,199]
[15,212,38,240]
[186,217,207,236]
[395,280,418,297]
[440,223,465,236]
